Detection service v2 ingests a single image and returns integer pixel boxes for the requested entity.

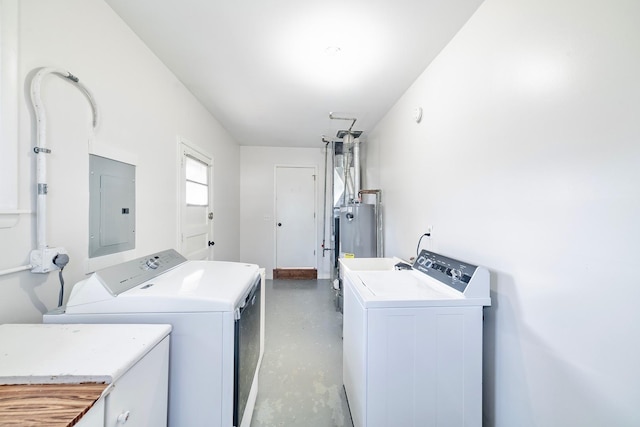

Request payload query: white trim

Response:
[0,0,20,229]
[177,134,213,160]
[177,136,214,260]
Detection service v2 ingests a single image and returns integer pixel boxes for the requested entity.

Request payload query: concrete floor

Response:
[251,279,354,427]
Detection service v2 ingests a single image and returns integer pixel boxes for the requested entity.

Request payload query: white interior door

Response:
[179,142,214,260]
[275,166,316,268]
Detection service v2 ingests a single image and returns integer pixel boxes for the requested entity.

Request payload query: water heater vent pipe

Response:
[353,137,361,198]
[329,112,363,203]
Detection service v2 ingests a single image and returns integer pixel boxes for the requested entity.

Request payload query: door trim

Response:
[177,135,214,259]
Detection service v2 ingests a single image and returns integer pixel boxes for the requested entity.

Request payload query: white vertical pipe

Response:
[343,133,355,202]
[353,137,361,199]
[30,69,51,250]
[29,67,99,251]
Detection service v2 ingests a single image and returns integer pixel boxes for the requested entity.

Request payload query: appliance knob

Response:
[117,410,130,424]
[146,258,160,269]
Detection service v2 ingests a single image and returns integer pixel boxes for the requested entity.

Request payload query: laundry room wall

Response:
[366,0,640,425]
[0,0,241,324]
[240,146,329,280]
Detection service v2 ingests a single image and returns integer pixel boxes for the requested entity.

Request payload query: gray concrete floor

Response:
[251,279,354,427]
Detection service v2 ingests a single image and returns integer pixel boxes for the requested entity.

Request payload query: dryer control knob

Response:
[146,258,160,269]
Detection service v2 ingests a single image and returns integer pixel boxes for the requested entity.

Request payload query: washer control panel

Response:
[95,249,188,296]
[412,250,477,293]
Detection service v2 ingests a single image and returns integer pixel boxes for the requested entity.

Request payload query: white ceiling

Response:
[104,0,483,148]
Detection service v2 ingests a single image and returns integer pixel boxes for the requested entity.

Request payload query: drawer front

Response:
[105,336,170,426]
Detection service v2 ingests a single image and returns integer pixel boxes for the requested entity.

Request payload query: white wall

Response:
[0,0,241,324]
[240,146,330,279]
[366,0,640,425]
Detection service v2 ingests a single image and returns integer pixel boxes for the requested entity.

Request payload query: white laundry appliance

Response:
[340,250,491,427]
[44,249,263,427]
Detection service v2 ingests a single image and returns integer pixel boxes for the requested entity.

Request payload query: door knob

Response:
[277,223,282,227]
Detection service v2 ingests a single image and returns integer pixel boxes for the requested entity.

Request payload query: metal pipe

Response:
[329,112,357,132]
[342,133,355,202]
[353,138,361,199]
[344,146,354,203]
[322,138,329,257]
[330,140,336,276]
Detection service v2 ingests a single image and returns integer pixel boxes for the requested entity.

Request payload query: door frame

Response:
[177,135,214,259]
[273,164,318,270]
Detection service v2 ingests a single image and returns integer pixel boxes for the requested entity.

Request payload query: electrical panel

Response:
[89,155,135,258]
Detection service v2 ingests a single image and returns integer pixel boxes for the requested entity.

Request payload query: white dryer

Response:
[340,250,491,427]
[44,249,263,427]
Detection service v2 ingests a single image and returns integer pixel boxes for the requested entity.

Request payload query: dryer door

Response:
[233,277,261,427]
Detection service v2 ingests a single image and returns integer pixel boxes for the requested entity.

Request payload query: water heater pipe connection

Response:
[328,112,357,133]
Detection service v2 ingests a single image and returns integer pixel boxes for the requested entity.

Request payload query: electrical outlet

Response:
[426,225,433,238]
[30,247,67,273]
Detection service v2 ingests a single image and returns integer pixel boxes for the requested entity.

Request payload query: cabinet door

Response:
[76,397,105,427]
[105,337,170,426]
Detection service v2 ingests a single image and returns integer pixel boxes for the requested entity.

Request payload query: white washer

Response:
[340,250,491,427]
[44,249,263,427]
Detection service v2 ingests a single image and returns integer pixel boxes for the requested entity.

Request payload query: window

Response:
[185,155,208,206]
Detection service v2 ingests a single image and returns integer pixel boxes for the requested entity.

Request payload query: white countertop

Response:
[0,323,171,385]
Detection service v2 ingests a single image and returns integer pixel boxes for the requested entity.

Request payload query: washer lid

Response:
[348,269,489,308]
[357,270,461,300]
